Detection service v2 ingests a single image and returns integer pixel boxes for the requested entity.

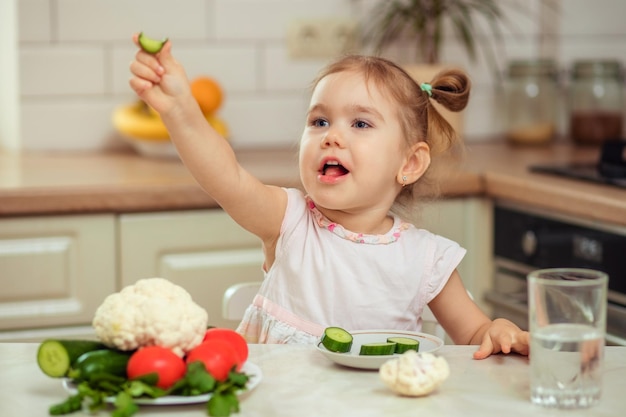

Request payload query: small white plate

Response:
[316,329,444,370]
[62,361,262,405]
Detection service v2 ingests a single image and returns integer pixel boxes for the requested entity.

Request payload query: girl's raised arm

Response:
[128,35,287,245]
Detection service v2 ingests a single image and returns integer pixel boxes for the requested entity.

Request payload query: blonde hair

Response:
[311,55,471,213]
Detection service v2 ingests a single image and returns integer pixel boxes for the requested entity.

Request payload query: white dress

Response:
[237,188,466,344]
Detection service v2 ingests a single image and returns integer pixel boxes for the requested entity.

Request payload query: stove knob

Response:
[521,230,537,256]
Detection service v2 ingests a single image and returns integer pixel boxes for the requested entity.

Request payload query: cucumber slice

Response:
[387,337,420,353]
[320,327,353,353]
[37,339,106,378]
[359,342,396,356]
[138,32,168,54]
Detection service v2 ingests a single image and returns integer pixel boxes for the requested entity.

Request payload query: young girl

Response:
[129,35,529,359]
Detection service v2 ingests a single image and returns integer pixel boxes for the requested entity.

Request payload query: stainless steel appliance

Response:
[486,202,626,346]
[530,140,626,188]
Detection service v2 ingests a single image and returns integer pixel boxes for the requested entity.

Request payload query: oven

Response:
[485,202,626,346]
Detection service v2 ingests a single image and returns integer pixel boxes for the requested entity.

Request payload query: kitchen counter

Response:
[1,141,625,226]
[1,343,624,417]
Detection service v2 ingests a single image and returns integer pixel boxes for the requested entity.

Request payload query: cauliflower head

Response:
[92,277,208,357]
[379,351,450,397]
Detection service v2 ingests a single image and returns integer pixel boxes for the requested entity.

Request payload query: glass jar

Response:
[568,60,624,145]
[504,59,559,145]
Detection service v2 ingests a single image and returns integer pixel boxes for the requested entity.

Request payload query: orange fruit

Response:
[191,77,224,114]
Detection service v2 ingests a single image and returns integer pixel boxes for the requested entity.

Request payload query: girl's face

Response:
[299,70,407,215]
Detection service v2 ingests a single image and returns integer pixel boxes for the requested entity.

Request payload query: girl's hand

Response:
[128,33,192,116]
[472,318,530,360]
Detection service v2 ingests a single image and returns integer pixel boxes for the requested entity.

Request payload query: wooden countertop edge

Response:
[1,144,625,227]
[0,180,305,217]
[483,172,626,227]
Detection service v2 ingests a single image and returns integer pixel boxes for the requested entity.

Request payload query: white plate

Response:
[316,330,444,370]
[62,361,262,405]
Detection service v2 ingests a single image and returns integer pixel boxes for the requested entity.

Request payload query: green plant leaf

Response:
[361,0,556,72]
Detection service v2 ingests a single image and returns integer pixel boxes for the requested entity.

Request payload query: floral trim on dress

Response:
[305,196,410,244]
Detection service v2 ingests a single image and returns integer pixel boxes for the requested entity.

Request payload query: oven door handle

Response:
[605,333,626,347]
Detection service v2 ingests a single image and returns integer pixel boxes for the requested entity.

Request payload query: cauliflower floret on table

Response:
[92,277,208,357]
[379,351,450,397]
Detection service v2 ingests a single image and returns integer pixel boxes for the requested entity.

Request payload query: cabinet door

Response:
[418,198,493,314]
[119,210,264,330]
[0,215,116,332]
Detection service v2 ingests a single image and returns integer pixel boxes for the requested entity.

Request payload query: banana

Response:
[112,101,230,141]
[207,115,229,139]
[112,101,170,140]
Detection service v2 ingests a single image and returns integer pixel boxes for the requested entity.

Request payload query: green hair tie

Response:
[420,82,433,97]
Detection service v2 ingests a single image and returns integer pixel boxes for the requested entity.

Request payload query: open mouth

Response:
[321,160,349,177]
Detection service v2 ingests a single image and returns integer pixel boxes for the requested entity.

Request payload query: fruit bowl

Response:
[122,135,179,159]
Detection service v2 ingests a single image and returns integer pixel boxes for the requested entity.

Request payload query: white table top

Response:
[1,343,624,417]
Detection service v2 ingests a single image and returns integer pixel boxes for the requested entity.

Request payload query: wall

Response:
[0,0,19,150]
[11,0,626,152]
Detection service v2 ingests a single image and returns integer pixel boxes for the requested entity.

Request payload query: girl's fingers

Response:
[499,336,512,354]
[512,331,530,355]
[155,41,174,67]
[134,48,164,74]
[128,77,153,96]
[130,59,161,84]
[473,336,494,360]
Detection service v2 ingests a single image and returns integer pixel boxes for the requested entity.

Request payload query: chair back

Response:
[222,281,262,320]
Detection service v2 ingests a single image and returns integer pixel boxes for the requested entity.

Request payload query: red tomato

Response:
[186,339,239,381]
[127,346,186,389]
[202,328,249,368]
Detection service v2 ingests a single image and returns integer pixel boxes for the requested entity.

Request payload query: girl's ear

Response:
[397,141,431,186]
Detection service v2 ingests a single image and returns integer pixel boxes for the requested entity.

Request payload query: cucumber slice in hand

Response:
[321,327,353,353]
[138,32,168,54]
[387,337,420,353]
[359,342,396,356]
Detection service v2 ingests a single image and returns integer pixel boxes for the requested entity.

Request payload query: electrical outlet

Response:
[287,18,359,59]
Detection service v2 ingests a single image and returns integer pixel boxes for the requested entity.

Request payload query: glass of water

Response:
[528,268,608,408]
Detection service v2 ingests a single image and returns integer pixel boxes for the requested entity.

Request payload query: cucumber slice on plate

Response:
[387,337,420,353]
[138,32,168,54]
[359,342,396,356]
[320,327,353,353]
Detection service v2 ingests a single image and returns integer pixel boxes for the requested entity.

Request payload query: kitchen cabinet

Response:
[117,199,493,331]
[0,198,491,341]
[118,209,264,330]
[0,214,116,341]
[418,197,493,315]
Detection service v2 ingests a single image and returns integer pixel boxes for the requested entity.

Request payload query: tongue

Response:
[324,166,348,177]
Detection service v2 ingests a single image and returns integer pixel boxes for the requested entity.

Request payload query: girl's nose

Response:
[321,130,344,148]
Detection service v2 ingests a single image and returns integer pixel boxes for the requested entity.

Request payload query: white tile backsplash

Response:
[20,46,106,96]
[20,98,123,150]
[10,0,626,151]
[18,0,51,42]
[557,0,626,36]
[56,0,208,42]
[223,94,309,148]
[262,46,330,92]
[214,0,354,40]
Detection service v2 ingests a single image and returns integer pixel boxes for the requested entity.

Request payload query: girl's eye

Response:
[311,118,329,128]
[354,120,371,129]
